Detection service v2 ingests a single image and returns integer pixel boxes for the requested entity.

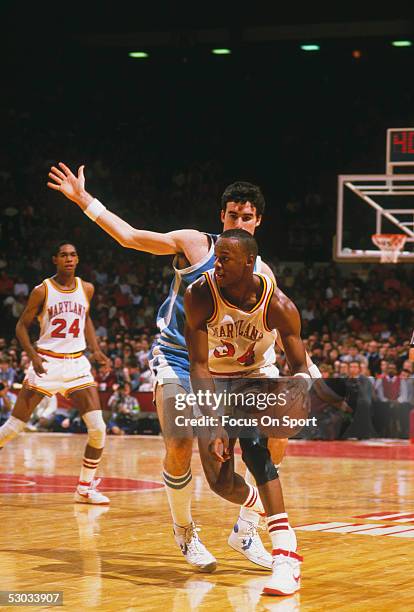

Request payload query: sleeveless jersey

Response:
[37,277,89,354]
[155,232,262,350]
[204,270,277,375]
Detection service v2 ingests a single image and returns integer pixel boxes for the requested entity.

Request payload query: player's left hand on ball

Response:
[286,376,309,402]
[209,427,230,463]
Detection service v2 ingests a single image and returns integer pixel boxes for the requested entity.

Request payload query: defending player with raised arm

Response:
[48,163,320,571]
[184,229,309,596]
[0,242,111,505]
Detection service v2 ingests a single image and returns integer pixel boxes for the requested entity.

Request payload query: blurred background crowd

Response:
[1,244,414,438]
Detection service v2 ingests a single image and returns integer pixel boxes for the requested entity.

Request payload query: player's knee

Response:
[82,410,106,449]
[165,437,192,457]
[240,437,278,486]
[164,437,192,468]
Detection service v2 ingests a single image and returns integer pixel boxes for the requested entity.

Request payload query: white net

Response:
[371,234,407,263]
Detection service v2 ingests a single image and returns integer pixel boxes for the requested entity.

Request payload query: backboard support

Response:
[335,128,414,263]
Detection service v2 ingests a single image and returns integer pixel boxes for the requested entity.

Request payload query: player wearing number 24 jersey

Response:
[25,274,93,395]
[0,241,111,505]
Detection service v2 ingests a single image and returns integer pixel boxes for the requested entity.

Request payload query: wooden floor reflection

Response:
[0,434,413,611]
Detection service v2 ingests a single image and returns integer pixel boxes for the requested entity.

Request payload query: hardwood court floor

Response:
[0,434,414,611]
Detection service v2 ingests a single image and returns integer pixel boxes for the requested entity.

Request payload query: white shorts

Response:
[24,354,96,398]
[213,364,280,383]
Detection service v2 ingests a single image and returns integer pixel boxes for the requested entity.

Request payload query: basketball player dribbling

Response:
[0,242,110,505]
[185,229,308,596]
[47,162,321,571]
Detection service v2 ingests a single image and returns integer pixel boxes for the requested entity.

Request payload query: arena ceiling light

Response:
[300,44,320,51]
[211,48,231,55]
[391,40,412,47]
[128,51,149,59]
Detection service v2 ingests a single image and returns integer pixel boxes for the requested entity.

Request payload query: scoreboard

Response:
[386,128,414,173]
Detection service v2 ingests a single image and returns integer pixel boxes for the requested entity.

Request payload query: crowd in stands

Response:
[1,249,414,439]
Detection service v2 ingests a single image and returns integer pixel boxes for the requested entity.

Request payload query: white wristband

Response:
[308,363,322,379]
[84,198,106,221]
[294,372,313,390]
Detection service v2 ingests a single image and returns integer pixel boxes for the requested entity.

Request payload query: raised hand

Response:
[47,162,92,208]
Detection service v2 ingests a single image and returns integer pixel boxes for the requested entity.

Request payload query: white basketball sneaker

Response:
[262,549,303,596]
[228,518,272,569]
[174,522,217,573]
[74,478,110,505]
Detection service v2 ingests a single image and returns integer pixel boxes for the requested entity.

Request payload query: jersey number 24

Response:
[51,318,80,338]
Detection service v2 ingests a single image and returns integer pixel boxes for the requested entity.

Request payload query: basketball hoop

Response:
[371,233,407,263]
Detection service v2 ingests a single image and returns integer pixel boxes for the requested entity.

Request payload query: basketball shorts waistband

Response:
[37,348,84,359]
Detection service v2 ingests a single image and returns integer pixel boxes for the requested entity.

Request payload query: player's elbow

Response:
[116,229,136,249]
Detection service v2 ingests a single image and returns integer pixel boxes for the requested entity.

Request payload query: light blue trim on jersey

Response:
[156,234,218,348]
[150,242,263,387]
[156,238,262,350]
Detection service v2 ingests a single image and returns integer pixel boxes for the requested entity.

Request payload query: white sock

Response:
[0,416,26,447]
[239,469,260,524]
[267,512,295,552]
[242,483,265,515]
[78,411,106,488]
[79,455,102,488]
[163,467,193,527]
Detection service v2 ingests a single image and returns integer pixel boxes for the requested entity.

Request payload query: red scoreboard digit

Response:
[392,130,414,160]
[387,128,414,171]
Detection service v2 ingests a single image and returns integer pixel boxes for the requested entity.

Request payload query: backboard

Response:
[335,129,414,262]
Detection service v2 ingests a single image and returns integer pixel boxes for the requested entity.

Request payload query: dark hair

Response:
[221,181,265,216]
[218,228,258,258]
[52,241,77,256]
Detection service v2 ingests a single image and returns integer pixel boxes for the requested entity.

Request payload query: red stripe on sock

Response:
[268,518,289,527]
[268,525,290,532]
[245,490,258,508]
[272,549,303,562]
[244,487,255,507]
[78,480,92,487]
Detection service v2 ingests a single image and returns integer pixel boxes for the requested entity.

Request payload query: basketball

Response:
[230,377,311,438]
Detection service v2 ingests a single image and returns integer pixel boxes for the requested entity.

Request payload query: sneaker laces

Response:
[184,523,206,554]
[241,521,270,556]
[244,521,265,540]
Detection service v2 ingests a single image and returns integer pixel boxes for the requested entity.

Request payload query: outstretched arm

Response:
[47,163,209,259]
